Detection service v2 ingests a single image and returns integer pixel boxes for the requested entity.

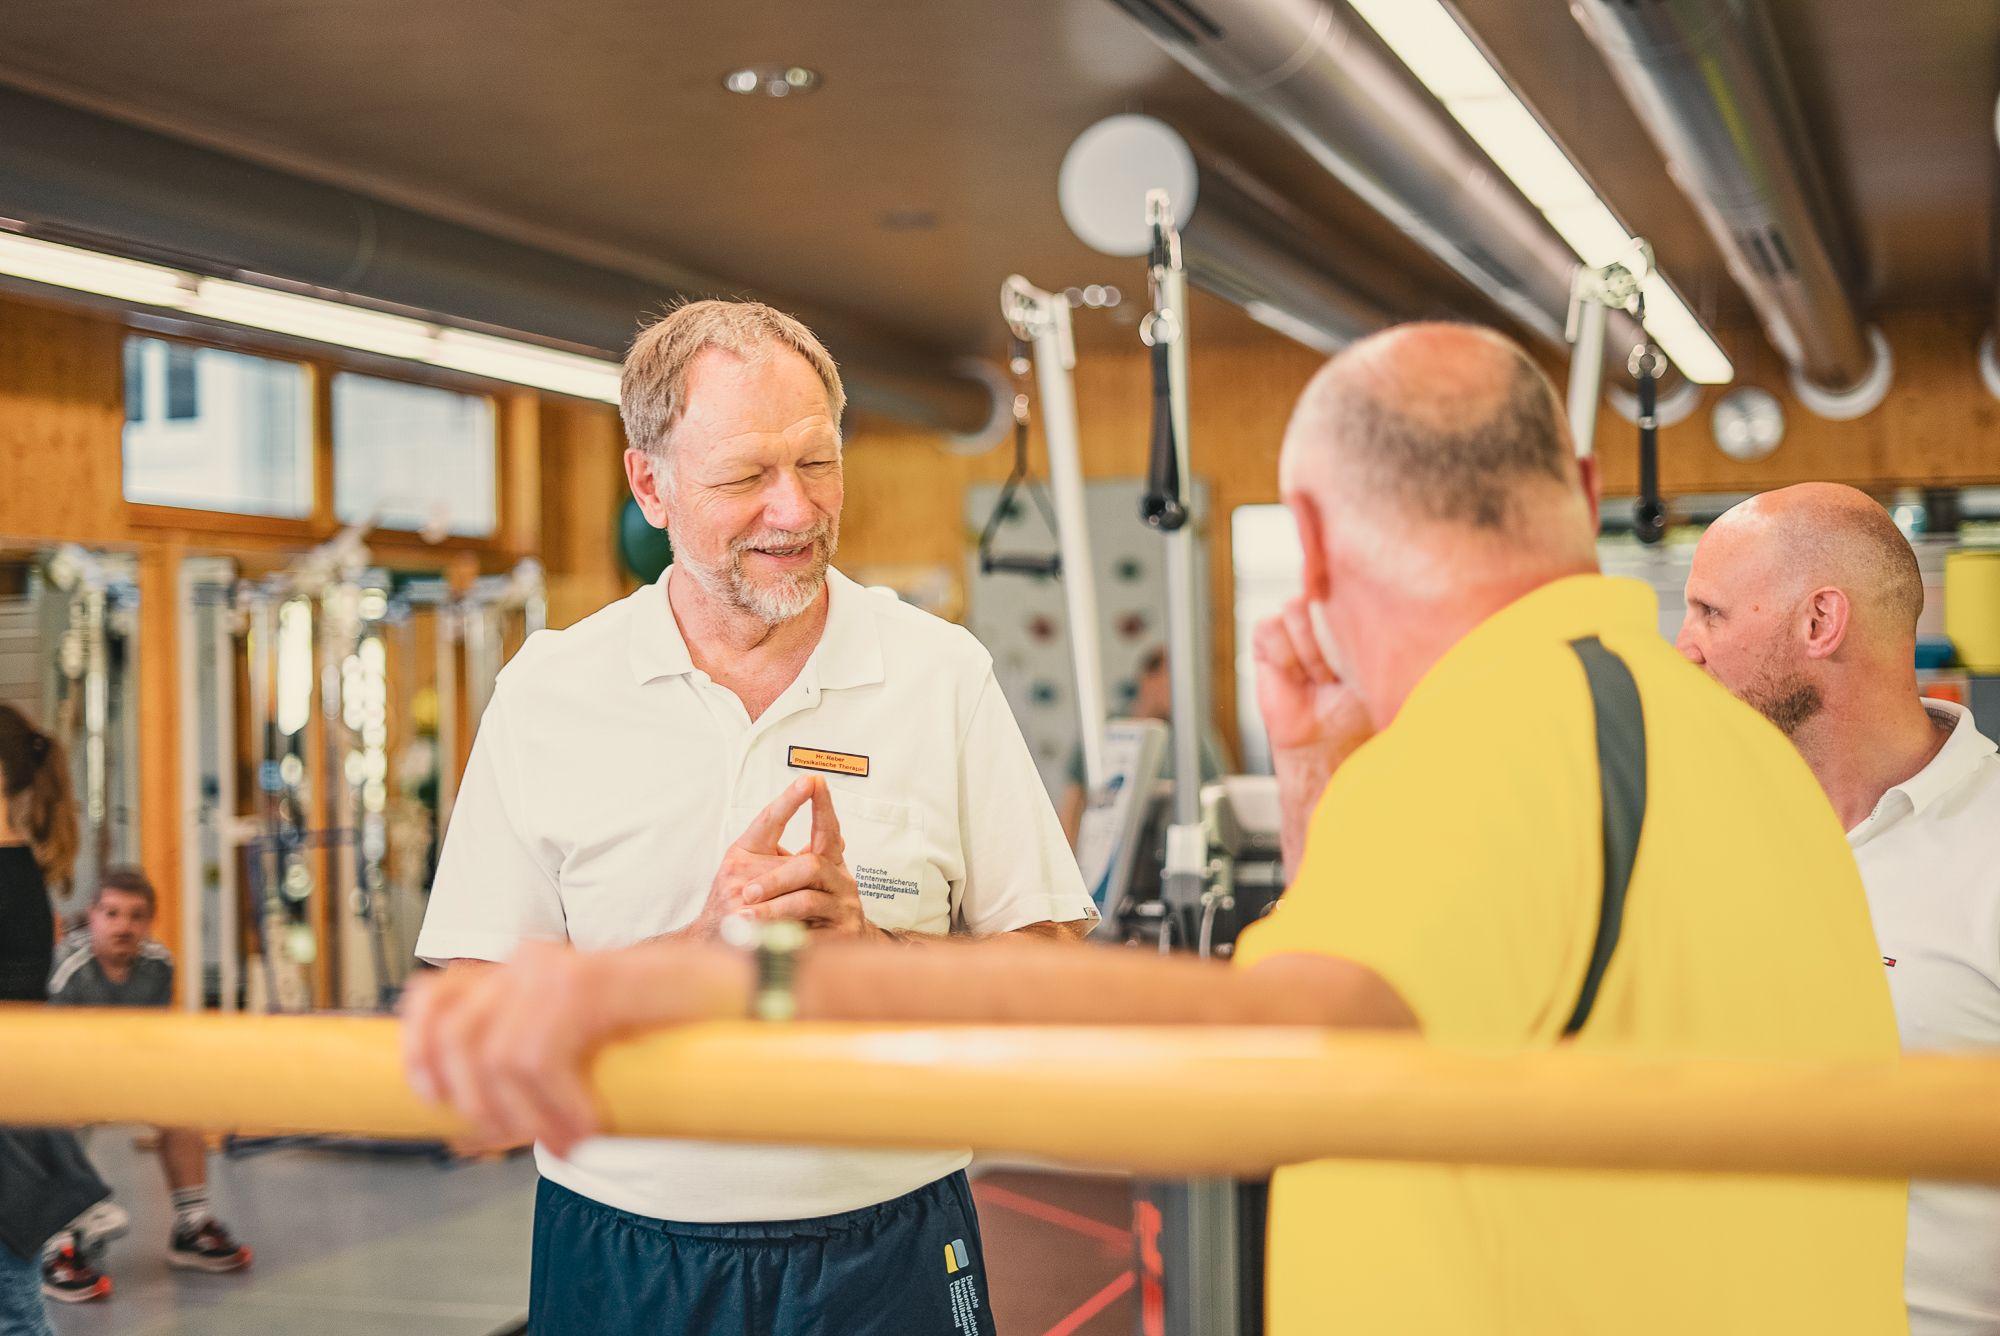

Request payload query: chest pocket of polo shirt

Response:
[769,790,950,936]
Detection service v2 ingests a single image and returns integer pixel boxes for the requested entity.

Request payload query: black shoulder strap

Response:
[1562,636,1648,1037]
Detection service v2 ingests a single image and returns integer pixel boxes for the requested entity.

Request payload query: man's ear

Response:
[1576,453,1602,532]
[1801,586,1852,661]
[1288,493,1332,604]
[624,448,672,529]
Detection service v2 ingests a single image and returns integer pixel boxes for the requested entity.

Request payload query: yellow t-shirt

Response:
[1236,574,1906,1336]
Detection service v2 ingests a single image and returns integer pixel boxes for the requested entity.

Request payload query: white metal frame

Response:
[999,276,1110,793]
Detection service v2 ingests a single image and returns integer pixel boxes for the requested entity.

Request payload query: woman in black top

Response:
[0,705,78,1003]
[0,706,97,1329]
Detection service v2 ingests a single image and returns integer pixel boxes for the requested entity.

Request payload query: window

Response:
[164,343,200,421]
[122,336,312,517]
[333,374,497,537]
[1231,504,1303,775]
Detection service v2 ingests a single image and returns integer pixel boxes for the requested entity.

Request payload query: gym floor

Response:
[46,1136,1136,1335]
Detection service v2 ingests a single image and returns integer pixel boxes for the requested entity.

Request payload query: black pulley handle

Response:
[1140,333,1188,531]
[1630,340,1667,546]
[976,338,1063,578]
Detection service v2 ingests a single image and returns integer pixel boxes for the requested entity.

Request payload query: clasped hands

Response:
[687,773,877,942]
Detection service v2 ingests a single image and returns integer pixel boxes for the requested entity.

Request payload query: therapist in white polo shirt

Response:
[1679,482,2000,1336]
[413,299,1094,1336]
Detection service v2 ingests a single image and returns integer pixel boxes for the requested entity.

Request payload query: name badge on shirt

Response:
[788,746,870,778]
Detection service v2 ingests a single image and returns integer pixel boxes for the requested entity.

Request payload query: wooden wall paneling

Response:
[136,542,185,983]
[310,364,336,531]
[0,300,126,545]
[500,392,542,559]
[538,399,634,629]
[1594,308,2000,495]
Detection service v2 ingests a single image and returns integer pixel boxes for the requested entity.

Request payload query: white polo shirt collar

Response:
[626,565,885,692]
[1851,699,1997,847]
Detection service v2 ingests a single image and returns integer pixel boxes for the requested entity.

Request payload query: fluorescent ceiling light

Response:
[0,231,192,308]
[431,329,623,403]
[188,281,438,362]
[1347,0,1734,385]
[0,228,623,403]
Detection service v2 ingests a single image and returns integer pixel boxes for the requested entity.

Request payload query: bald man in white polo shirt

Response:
[413,300,1094,1336]
[1679,482,2000,1336]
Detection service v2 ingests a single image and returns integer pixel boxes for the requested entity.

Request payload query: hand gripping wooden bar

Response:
[4,1007,1999,1182]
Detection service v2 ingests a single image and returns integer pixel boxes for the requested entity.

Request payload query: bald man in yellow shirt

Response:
[403,323,1908,1335]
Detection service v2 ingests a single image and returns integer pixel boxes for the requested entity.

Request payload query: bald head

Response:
[1708,484,1923,640]
[1281,322,1583,536]
[1680,484,1923,737]
[1276,323,1601,729]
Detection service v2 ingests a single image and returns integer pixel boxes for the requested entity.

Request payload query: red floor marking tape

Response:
[973,1183,1134,1250]
[1041,1269,1136,1336]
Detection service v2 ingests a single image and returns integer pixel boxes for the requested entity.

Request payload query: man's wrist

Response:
[600,941,753,1029]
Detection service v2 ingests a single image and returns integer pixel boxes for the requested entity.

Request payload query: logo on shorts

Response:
[943,1237,982,1332]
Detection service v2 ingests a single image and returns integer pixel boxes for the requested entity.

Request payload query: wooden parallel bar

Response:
[3,1009,1999,1181]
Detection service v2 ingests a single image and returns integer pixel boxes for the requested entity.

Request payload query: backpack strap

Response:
[1562,636,1648,1036]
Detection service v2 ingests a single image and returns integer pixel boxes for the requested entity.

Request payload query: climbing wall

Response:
[964,478,1212,798]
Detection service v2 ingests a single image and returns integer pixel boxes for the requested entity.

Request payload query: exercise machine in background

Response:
[997,275,1111,794]
[0,546,143,922]
[1018,162,1293,1334]
[1566,240,1672,544]
[179,536,544,1017]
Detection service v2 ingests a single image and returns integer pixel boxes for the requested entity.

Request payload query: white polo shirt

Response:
[1848,699,2000,1336]
[415,565,1093,1222]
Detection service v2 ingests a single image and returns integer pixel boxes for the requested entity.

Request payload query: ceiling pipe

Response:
[0,85,1003,439]
[1570,0,1891,420]
[1059,114,1414,353]
[1100,0,1668,391]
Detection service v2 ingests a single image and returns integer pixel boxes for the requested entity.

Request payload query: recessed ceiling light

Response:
[723,66,821,98]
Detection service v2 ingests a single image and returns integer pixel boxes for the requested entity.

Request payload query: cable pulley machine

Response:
[1565,240,1669,545]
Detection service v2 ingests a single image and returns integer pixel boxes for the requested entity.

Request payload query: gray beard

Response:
[680,522,839,626]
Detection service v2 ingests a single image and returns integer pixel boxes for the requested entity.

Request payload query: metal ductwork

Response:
[0,86,1003,438]
[1101,0,1665,390]
[1059,115,1414,352]
[1571,0,1891,420]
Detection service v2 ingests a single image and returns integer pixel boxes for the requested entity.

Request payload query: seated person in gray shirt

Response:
[47,870,252,1280]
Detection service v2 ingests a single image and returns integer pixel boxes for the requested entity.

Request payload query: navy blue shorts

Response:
[528,1172,998,1336]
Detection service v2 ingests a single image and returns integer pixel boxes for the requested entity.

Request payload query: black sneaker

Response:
[41,1241,112,1303]
[167,1219,252,1273]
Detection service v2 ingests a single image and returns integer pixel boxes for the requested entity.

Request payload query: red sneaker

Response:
[167,1219,253,1273]
[41,1241,112,1303]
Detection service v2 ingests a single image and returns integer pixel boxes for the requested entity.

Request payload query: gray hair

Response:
[619,300,847,475]
[1317,329,1573,531]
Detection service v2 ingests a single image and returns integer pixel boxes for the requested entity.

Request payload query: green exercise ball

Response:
[619,497,675,584]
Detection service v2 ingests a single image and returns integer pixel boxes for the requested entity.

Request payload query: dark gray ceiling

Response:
[0,1,1992,363]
